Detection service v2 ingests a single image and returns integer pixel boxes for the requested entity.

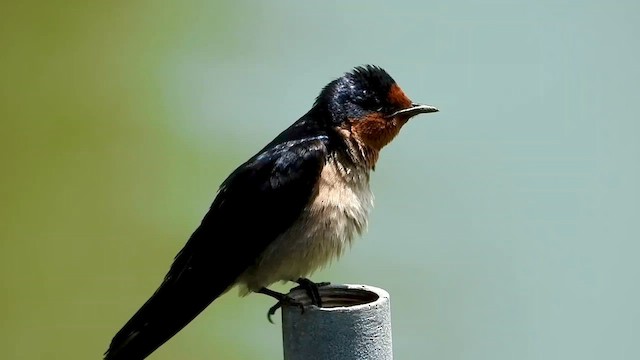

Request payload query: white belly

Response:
[237,159,373,294]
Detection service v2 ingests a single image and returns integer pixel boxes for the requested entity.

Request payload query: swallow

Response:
[105,65,438,359]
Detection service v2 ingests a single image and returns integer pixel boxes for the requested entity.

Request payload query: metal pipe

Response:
[282,284,393,360]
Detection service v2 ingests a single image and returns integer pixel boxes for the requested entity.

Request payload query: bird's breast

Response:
[237,157,373,293]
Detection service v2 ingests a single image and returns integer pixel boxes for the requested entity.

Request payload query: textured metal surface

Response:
[282,284,392,360]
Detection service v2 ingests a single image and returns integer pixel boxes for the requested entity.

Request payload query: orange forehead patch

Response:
[387,84,412,109]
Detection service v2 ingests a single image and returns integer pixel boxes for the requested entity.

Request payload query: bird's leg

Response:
[257,287,305,324]
[293,278,331,307]
[257,280,330,324]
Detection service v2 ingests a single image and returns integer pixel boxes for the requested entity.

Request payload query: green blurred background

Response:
[1,1,638,359]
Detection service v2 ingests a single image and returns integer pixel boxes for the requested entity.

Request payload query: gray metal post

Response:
[282,284,393,360]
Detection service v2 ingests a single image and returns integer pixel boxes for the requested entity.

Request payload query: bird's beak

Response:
[387,103,439,119]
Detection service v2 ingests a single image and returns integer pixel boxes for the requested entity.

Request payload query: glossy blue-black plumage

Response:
[105,110,332,359]
[316,65,397,124]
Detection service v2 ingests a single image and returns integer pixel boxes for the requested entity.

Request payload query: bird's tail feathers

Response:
[104,277,227,360]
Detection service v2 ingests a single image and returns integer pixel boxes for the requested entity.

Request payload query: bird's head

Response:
[314,65,438,153]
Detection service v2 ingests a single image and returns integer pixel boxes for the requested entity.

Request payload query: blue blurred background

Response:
[1,1,639,359]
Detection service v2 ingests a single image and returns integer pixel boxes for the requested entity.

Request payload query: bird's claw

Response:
[293,278,330,308]
[267,296,305,324]
[259,279,331,324]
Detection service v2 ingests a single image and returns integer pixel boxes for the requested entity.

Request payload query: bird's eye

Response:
[375,106,384,112]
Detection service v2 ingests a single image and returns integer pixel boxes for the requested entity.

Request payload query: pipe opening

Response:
[288,286,380,308]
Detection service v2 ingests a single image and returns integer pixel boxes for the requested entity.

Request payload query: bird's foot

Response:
[293,278,330,308]
[258,287,305,324]
[258,280,330,324]
[266,296,305,324]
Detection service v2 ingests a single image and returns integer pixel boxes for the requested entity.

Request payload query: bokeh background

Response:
[1,1,639,359]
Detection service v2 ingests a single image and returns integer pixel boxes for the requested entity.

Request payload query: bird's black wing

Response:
[105,132,329,360]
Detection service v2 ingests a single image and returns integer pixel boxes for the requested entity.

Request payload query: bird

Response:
[105,65,438,359]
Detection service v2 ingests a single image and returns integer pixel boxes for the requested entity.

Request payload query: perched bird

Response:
[105,65,438,359]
